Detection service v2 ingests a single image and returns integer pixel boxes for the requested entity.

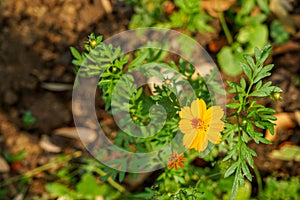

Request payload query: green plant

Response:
[46,158,124,200]
[127,0,167,29]
[164,0,214,33]
[71,33,280,200]
[270,20,290,45]
[3,151,27,163]
[217,0,270,76]
[128,0,213,33]
[259,177,300,199]
[22,110,36,126]
[222,44,282,199]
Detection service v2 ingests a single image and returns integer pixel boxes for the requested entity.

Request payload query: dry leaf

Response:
[294,110,300,126]
[0,156,10,173]
[265,112,296,142]
[101,0,112,14]
[269,144,300,161]
[270,0,296,34]
[54,127,97,143]
[41,82,73,92]
[201,0,236,17]
[39,135,61,153]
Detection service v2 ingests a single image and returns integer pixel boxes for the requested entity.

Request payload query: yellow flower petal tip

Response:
[178,98,224,152]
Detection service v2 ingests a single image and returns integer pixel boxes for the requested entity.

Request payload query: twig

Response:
[217,0,233,44]
[0,151,82,188]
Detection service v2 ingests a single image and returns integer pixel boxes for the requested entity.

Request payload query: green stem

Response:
[217,0,233,44]
[0,151,82,188]
[253,165,263,196]
[93,168,127,194]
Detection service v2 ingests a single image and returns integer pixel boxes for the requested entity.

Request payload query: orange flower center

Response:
[191,118,209,132]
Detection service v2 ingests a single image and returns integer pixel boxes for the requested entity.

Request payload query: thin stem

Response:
[217,0,233,44]
[93,168,127,194]
[253,165,263,196]
[0,151,82,187]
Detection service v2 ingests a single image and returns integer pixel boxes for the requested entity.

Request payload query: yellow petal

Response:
[179,106,193,120]
[199,136,208,151]
[191,99,206,118]
[205,106,224,123]
[209,121,225,131]
[179,119,194,133]
[207,132,222,144]
[203,106,212,123]
[183,129,197,148]
[195,133,208,151]
[189,131,208,152]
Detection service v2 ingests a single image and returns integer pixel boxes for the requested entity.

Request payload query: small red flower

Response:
[167,151,186,170]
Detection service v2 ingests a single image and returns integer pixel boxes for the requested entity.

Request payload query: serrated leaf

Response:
[255,80,262,90]
[257,44,272,66]
[240,62,252,80]
[128,51,149,69]
[254,47,261,61]
[241,131,251,142]
[224,162,239,178]
[240,78,247,90]
[253,64,274,83]
[241,161,252,181]
[223,149,237,161]
[243,55,255,69]
[230,168,240,200]
[119,171,126,182]
[258,137,272,144]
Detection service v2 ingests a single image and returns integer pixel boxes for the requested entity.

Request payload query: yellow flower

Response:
[179,99,224,152]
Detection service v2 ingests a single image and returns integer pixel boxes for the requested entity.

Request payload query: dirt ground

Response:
[0,0,300,198]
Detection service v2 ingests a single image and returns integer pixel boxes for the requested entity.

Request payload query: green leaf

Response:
[46,182,73,198]
[241,161,252,181]
[242,25,269,55]
[240,78,247,90]
[240,63,252,80]
[76,173,105,197]
[270,145,300,161]
[257,44,272,67]
[119,171,126,182]
[271,20,290,45]
[255,80,262,90]
[258,137,272,144]
[70,47,82,60]
[223,149,237,162]
[4,151,27,163]
[249,81,273,97]
[234,180,252,200]
[224,162,239,178]
[256,0,270,14]
[217,46,243,77]
[239,0,255,15]
[227,102,240,109]
[230,168,241,200]
[128,51,149,69]
[254,47,261,62]
[253,64,274,83]
[241,131,251,143]
[243,55,255,69]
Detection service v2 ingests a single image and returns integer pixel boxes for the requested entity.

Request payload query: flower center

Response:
[191,118,209,132]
